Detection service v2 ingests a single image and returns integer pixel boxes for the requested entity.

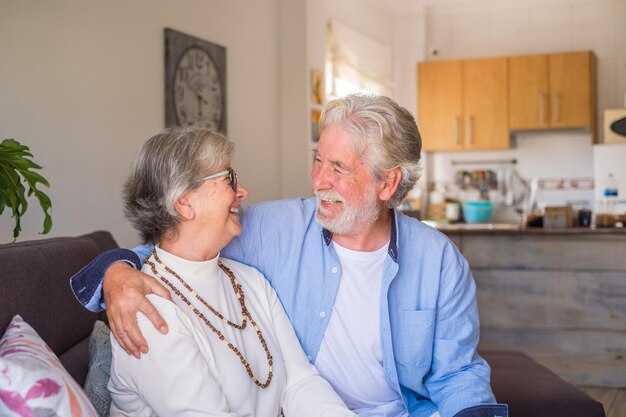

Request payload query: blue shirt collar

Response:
[321,209,399,263]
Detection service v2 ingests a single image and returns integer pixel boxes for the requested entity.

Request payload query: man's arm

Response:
[425,248,507,417]
[69,246,171,358]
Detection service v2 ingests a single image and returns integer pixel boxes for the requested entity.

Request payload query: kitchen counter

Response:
[423,220,626,234]
[438,224,626,388]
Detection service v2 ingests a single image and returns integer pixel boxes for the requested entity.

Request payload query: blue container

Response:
[463,201,493,223]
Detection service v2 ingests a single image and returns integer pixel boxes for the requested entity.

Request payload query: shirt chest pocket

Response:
[394,309,436,381]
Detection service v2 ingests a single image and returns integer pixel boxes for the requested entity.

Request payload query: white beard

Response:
[314,187,381,235]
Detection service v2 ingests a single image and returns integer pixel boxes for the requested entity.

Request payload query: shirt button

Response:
[331,267,338,273]
[307,355,312,361]
[320,311,326,318]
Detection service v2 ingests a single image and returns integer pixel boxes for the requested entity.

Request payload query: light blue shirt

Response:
[73,197,502,417]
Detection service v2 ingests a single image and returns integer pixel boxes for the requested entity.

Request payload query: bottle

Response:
[596,173,619,227]
[603,173,619,214]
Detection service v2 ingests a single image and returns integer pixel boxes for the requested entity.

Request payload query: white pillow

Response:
[0,315,98,417]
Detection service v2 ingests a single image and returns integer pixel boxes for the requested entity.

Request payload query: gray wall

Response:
[0,0,312,246]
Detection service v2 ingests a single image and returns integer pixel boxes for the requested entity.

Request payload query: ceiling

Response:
[363,0,570,15]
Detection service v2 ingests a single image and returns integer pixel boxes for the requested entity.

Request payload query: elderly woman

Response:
[108,127,354,417]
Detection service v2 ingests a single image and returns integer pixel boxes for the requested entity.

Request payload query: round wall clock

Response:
[165,29,227,134]
[174,47,224,130]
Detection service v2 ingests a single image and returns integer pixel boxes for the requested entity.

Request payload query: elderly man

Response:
[71,94,507,417]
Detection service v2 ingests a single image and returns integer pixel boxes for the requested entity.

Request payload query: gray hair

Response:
[319,94,422,208]
[123,126,234,244]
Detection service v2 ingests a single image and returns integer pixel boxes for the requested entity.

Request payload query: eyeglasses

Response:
[195,168,237,191]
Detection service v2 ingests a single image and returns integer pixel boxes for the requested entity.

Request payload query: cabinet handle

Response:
[454,116,460,145]
[539,93,546,123]
[552,93,560,123]
[466,115,473,145]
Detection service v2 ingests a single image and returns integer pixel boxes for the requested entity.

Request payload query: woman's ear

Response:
[379,167,402,203]
[175,192,196,220]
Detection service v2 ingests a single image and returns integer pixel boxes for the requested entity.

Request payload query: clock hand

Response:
[197,94,203,118]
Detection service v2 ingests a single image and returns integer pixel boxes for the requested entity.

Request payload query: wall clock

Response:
[165,28,227,134]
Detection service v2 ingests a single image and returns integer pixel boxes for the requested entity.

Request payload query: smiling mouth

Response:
[229,208,239,214]
[321,199,342,204]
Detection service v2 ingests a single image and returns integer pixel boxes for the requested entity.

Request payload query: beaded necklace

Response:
[145,249,273,388]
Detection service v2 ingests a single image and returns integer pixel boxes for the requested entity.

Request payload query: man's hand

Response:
[103,262,171,358]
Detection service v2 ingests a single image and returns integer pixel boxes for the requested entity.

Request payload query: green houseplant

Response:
[0,138,52,240]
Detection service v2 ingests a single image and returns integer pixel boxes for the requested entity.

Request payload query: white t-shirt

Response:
[315,241,408,417]
[108,246,354,417]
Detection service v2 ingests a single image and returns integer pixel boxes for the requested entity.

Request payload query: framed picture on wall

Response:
[311,109,321,142]
[165,28,227,134]
[310,69,324,105]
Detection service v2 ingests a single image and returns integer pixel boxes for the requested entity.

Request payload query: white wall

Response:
[419,0,626,213]
[0,0,283,246]
[307,0,423,110]
[306,1,396,100]
[393,12,426,115]
[279,0,311,199]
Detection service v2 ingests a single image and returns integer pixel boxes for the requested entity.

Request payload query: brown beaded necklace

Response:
[145,249,273,389]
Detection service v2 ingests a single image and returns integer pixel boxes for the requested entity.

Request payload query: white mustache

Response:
[315,190,345,204]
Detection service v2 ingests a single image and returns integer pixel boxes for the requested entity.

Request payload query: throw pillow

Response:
[0,315,98,417]
[83,321,112,417]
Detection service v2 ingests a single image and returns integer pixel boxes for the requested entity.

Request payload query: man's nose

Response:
[311,164,332,190]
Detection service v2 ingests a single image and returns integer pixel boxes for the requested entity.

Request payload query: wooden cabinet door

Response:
[463,58,509,150]
[418,60,463,152]
[549,51,595,129]
[509,54,549,130]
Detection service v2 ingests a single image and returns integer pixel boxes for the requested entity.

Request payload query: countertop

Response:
[422,220,626,235]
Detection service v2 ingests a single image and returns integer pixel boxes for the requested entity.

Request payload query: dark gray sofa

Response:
[0,231,606,416]
[0,231,116,386]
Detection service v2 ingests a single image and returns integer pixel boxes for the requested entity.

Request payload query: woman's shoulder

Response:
[142,294,194,334]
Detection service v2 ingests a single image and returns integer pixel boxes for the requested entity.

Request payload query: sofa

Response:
[0,231,606,416]
[0,231,116,385]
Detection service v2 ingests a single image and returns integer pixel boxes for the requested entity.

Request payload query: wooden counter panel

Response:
[475,269,626,332]
[448,231,626,387]
[459,234,626,271]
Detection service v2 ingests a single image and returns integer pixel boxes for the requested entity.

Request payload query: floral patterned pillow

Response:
[0,315,98,417]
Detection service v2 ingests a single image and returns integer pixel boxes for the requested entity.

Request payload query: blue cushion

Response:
[83,321,112,417]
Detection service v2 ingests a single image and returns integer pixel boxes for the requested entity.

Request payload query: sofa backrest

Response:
[0,231,118,385]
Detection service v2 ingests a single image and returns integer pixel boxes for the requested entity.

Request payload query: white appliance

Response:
[593,143,626,212]
[604,109,626,143]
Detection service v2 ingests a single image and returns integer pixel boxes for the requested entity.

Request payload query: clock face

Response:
[174,47,224,130]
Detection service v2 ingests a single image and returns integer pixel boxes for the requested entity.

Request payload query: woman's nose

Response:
[236,183,249,200]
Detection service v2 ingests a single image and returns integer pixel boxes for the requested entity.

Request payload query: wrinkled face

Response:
[188,167,248,246]
[310,122,383,235]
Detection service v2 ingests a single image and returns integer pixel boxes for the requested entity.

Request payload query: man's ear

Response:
[175,192,196,220]
[379,167,402,203]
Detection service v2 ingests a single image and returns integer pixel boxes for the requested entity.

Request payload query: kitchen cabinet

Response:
[417,60,463,151]
[463,58,509,150]
[509,51,596,139]
[418,57,509,152]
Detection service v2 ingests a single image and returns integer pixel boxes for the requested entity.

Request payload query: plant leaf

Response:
[0,138,52,240]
